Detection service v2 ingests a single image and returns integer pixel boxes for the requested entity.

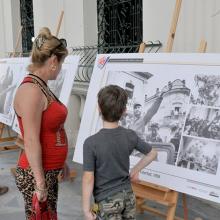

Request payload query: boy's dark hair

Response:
[98,85,128,122]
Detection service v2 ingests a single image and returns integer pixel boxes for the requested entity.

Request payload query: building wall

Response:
[0,0,21,57]
[143,0,220,52]
[0,0,97,58]
[33,0,97,47]
[2,1,220,55]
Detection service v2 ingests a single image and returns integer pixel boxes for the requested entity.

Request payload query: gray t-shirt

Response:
[83,126,152,202]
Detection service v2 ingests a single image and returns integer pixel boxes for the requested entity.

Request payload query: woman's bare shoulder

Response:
[14,82,45,114]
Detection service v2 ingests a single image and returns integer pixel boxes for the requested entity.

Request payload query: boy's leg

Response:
[122,190,136,220]
[98,192,125,220]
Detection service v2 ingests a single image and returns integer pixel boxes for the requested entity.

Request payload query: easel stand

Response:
[133,181,181,220]
[0,123,17,151]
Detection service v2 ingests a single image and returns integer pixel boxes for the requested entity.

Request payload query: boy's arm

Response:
[83,139,96,220]
[130,149,157,182]
[82,171,95,219]
[130,134,157,181]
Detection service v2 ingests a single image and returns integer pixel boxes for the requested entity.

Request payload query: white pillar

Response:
[64,94,81,148]
[64,91,88,148]
[0,0,6,57]
[0,0,21,57]
[143,0,174,51]
[83,0,98,45]
[33,0,98,47]
[79,95,86,119]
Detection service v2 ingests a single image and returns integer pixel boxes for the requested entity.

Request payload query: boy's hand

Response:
[84,211,96,220]
[130,168,140,182]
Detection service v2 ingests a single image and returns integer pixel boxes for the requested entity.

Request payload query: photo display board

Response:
[0,58,29,126]
[74,53,220,203]
[10,55,80,134]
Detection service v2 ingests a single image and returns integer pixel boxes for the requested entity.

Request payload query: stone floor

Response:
[0,149,219,220]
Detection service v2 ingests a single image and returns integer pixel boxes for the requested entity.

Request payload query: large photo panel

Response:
[0,58,29,126]
[12,55,80,134]
[73,53,220,203]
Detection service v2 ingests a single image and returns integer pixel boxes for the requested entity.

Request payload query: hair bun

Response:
[38,27,52,40]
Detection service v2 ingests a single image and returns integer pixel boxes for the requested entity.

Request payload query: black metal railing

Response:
[20,0,34,53]
[71,41,162,83]
[97,0,143,49]
[6,42,162,83]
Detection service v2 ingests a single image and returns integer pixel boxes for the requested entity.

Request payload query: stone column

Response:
[65,82,89,148]
[0,0,21,57]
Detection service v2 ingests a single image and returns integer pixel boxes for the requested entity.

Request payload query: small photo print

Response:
[177,136,220,175]
[190,74,220,107]
[184,106,220,141]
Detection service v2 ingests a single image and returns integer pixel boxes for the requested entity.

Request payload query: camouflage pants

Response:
[97,190,136,220]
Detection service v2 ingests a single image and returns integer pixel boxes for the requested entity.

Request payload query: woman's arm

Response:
[14,83,47,193]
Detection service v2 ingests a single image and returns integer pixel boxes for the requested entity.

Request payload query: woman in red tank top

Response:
[14,27,69,220]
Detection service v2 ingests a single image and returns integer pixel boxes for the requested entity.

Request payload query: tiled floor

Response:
[0,149,219,220]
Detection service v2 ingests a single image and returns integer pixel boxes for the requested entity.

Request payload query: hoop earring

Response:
[50,65,57,71]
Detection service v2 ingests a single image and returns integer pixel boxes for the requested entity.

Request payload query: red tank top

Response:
[17,75,68,170]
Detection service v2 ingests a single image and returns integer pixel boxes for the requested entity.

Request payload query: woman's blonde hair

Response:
[28,27,68,72]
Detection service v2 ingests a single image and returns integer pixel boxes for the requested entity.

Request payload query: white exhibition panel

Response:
[0,58,29,126]
[74,53,220,203]
[3,55,80,134]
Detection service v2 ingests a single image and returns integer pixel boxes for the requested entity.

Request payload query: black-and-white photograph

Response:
[177,136,220,175]
[93,70,192,165]
[95,70,152,132]
[128,73,191,164]
[190,74,220,107]
[0,66,16,115]
[184,106,220,140]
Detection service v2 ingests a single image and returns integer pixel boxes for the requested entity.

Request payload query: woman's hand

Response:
[35,185,48,202]
[60,162,70,181]
[84,211,96,220]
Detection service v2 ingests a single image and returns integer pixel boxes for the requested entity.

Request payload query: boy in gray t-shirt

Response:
[82,85,157,220]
